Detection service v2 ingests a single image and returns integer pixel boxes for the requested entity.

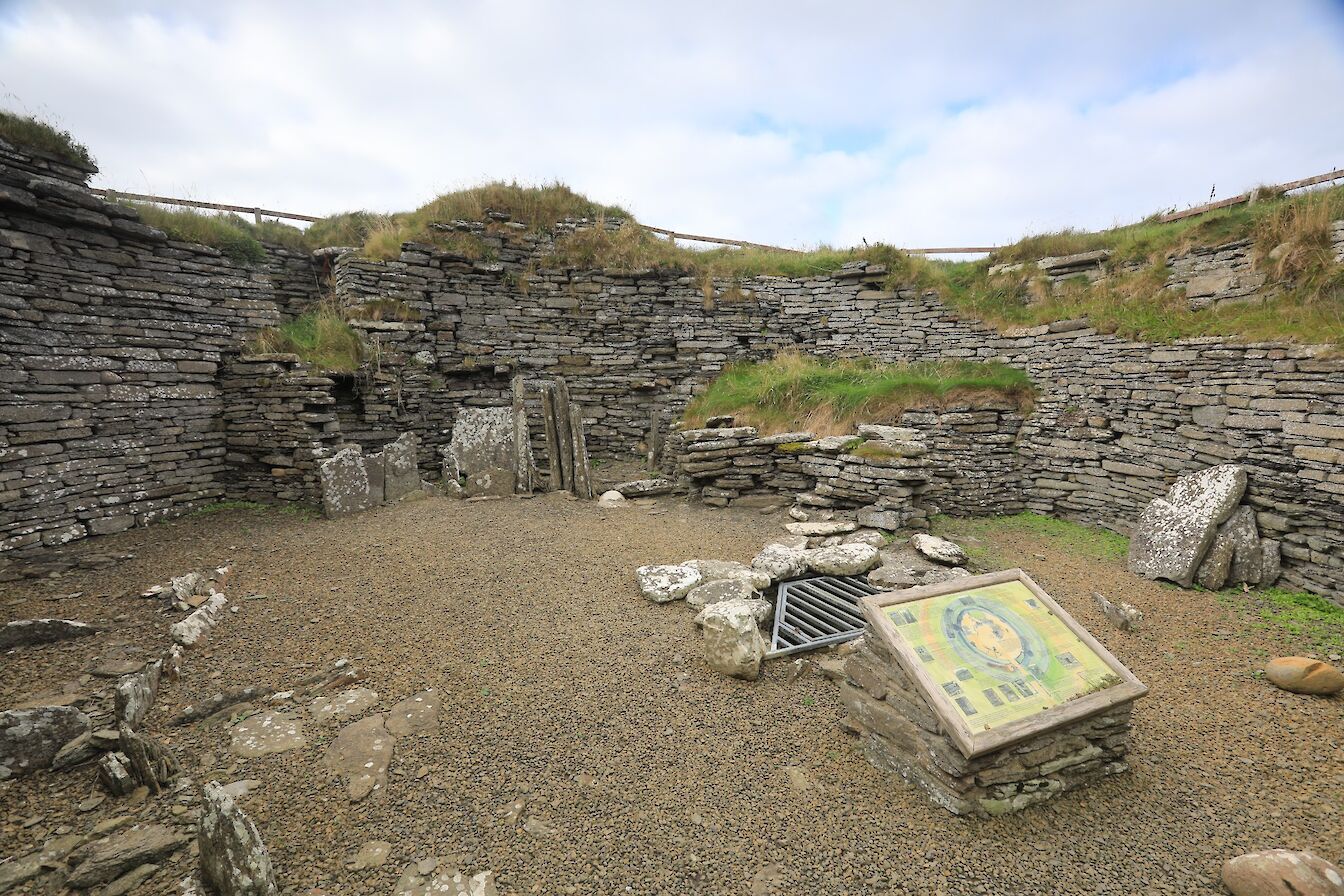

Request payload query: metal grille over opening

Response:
[767,574,884,658]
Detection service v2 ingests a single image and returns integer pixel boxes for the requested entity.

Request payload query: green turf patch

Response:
[191,500,318,520]
[1217,587,1344,654]
[940,512,1130,563]
[681,353,1033,435]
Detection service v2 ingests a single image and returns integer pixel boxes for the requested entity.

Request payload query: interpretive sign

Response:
[860,568,1147,758]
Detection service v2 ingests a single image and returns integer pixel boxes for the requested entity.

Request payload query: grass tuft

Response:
[0,108,95,169]
[251,305,363,372]
[1218,587,1344,654]
[682,353,1033,435]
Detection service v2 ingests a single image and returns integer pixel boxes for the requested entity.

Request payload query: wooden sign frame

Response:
[859,568,1147,759]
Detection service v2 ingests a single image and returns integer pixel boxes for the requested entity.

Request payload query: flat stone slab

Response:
[66,824,189,889]
[325,714,393,801]
[784,521,858,537]
[910,534,968,566]
[386,690,440,737]
[310,688,380,724]
[0,618,99,650]
[229,712,306,758]
[614,478,675,497]
[805,544,880,576]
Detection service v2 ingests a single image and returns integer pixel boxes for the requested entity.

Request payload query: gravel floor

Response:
[2,495,1341,895]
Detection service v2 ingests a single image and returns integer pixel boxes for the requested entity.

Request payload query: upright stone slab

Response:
[198,781,280,896]
[1127,464,1247,587]
[383,432,423,502]
[444,408,520,498]
[318,446,377,518]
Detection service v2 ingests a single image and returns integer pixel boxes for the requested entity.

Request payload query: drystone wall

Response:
[0,142,322,576]
[335,248,1342,600]
[2,137,1340,601]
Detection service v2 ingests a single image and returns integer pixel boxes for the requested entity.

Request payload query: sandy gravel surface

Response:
[2,495,1341,895]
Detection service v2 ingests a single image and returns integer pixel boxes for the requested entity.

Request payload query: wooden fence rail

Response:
[90,164,1344,255]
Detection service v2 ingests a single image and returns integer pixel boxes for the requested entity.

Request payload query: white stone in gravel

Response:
[309,688,379,724]
[867,565,920,589]
[751,543,808,583]
[788,506,809,522]
[805,544,880,576]
[228,712,305,758]
[393,863,498,896]
[698,598,769,680]
[324,714,393,801]
[784,520,858,537]
[910,534,968,566]
[597,490,627,507]
[635,564,701,603]
[1222,848,1344,896]
[348,840,393,870]
[170,593,228,647]
[686,578,759,612]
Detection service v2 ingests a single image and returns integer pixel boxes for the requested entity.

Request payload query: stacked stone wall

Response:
[220,354,342,503]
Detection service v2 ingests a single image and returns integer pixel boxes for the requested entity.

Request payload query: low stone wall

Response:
[220,355,342,504]
[839,635,1134,817]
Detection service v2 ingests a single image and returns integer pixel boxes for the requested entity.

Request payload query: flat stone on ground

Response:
[805,544,880,576]
[910,533,968,566]
[325,714,394,801]
[1222,848,1344,896]
[229,712,306,758]
[309,687,380,724]
[65,824,189,888]
[386,690,440,737]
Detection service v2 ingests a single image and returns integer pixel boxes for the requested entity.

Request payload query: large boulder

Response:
[0,706,90,779]
[805,544,880,576]
[1127,464,1247,587]
[1221,849,1344,896]
[635,564,701,603]
[1265,657,1344,696]
[198,781,280,896]
[681,559,770,592]
[699,599,769,680]
[685,578,759,612]
[910,534,968,567]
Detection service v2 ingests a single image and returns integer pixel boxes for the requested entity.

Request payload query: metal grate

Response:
[767,574,884,659]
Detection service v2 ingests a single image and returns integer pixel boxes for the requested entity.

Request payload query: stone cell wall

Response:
[220,354,342,503]
[0,144,300,573]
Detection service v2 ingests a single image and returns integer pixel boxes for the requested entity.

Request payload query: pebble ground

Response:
[2,494,1341,895]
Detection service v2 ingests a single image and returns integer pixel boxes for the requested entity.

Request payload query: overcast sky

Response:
[2,1,1341,250]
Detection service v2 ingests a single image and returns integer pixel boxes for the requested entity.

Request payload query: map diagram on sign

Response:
[883,579,1121,733]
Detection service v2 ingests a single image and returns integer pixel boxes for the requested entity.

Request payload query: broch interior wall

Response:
[1,142,1341,601]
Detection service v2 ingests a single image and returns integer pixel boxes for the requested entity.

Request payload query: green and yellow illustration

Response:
[885,581,1118,733]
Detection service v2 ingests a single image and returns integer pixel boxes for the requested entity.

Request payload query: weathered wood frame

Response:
[859,568,1148,759]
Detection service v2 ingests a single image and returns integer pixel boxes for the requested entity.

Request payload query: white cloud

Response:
[1,0,1340,249]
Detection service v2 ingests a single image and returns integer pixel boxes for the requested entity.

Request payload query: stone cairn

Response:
[837,634,1136,817]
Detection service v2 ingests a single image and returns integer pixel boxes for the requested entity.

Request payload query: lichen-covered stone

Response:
[198,782,280,896]
[1128,465,1247,587]
[0,705,90,778]
[1221,849,1344,896]
[805,543,880,576]
[635,564,701,603]
[698,599,769,680]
